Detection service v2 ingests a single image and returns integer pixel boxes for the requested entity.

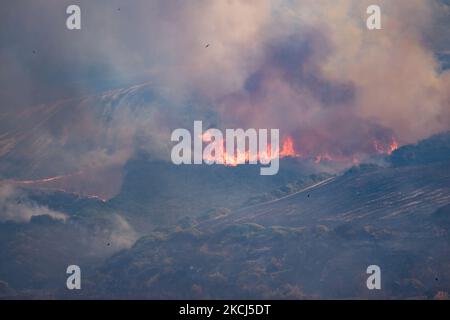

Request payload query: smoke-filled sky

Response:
[1,0,450,181]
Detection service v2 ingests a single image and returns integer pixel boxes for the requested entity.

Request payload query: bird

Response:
[205,44,210,48]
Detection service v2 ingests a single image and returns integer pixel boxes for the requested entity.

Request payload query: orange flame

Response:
[388,140,399,155]
[202,135,299,166]
[373,137,399,155]
[279,136,298,158]
[203,133,400,166]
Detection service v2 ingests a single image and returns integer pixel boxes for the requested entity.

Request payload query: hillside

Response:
[77,137,450,299]
[1,132,450,299]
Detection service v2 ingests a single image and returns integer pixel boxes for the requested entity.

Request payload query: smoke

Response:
[214,0,450,158]
[1,0,450,182]
[106,214,140,249]
[301,0,450,144]
[0,184,67,223]
[0,184,138,251]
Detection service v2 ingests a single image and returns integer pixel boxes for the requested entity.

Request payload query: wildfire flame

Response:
[202,134,300,167]
[202,133,399,166]
[279,136,298,158]
[373,138,399,155]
